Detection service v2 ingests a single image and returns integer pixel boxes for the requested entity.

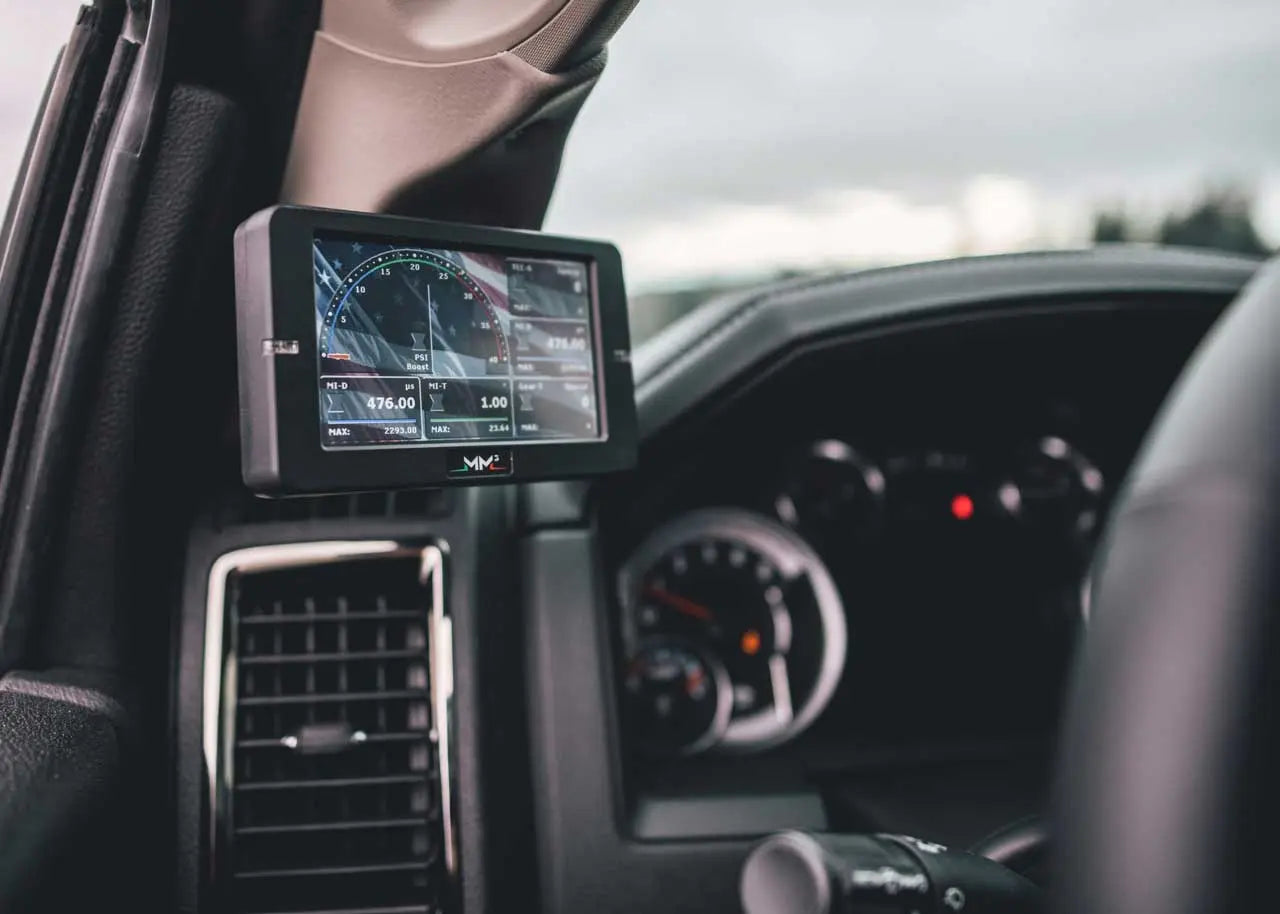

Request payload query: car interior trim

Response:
[0,672,129,727]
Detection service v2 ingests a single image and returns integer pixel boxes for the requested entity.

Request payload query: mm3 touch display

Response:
[234,206,636,494]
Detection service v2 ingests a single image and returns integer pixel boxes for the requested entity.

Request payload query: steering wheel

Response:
[1053,259,1280,913]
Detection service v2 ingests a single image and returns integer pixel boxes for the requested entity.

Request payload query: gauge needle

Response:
[769,656,794,726]
[643,586,716,622]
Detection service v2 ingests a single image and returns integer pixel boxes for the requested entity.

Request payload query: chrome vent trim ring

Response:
[203,540,457,913]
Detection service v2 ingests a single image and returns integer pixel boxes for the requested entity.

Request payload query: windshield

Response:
[0,2,82,197]
[545,0,1280,342]
[4,3,1275,347]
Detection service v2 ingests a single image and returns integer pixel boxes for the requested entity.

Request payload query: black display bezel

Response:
[236,205,636,494]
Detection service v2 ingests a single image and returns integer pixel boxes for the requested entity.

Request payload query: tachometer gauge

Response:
[623,639,732,756]
[618,509,847,752]
[775,439,886,547]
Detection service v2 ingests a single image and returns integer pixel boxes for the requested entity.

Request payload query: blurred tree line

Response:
[631,185,1274,345]
[1093,185,1272,256]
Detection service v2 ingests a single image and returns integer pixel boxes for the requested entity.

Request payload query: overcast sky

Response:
[0,2,82,199]
[545,0,1280,289]
[3,1,1278,292]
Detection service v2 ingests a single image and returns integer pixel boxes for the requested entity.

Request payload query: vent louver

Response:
[213,544,453,914]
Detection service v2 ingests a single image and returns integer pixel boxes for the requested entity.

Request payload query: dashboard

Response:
[177,247,1263,914]
[592,263,1243,853]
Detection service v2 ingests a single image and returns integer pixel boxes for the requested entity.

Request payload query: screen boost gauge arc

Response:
[315,238,601,449]
[319,249,510,374]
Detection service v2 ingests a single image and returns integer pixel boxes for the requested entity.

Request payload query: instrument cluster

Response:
[616,435,1105,758]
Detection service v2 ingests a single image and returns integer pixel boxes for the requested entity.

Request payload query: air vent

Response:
[209,543,454,914]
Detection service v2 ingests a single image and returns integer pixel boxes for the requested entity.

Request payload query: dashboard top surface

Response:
[631,246,1261,439]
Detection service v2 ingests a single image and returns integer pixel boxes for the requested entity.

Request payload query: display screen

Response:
[313,232,603,449]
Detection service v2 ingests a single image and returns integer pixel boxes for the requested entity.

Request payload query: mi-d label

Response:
[447,449,514,479]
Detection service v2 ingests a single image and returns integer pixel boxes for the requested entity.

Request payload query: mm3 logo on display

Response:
[447,449,514,479]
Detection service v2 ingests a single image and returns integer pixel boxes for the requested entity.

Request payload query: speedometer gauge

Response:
[618,509,847,753]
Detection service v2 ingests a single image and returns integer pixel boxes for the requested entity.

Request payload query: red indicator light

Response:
[950,493,975,521]
[741,629,762,656]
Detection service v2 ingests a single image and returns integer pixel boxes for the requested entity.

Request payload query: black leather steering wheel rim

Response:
[1053,258,1280,914]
